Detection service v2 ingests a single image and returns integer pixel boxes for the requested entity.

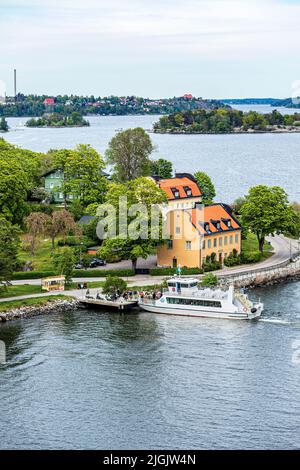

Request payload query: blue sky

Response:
[0,0,299,98]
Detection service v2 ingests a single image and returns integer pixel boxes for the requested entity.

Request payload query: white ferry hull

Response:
[139,303,262,321]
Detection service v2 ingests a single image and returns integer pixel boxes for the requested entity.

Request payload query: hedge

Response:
[149,267,204,276]
[12,268,135,280]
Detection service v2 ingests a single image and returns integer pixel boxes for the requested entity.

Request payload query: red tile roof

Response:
[190,204,242,235]
[158,176,202,200]
[43,98,55,105]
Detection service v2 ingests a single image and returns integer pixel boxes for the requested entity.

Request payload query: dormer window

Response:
[217,222,221,230]
[184,186,192,197]
[171,187,180,198]
[228,220,231,228]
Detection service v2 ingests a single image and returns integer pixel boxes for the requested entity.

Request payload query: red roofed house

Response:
[43,98,55,106]
[156,174,242,268]
[183,93,193,100]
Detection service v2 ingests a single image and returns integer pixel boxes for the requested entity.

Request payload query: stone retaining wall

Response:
[0,299,80,323]
[219,259,300,288]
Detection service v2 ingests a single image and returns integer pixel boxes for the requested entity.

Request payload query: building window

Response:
[175,227,180,234]
[224,236,228,245]
[219,237,223,247]
[202,240,206,249]
[235,234,239,243]
[167,239,173,249]
[59,192,64,199]
[213,238,217,247]
[50,182,54,189]
[229,235,233,244]
[185,241,192,250]
[207,239,211,248]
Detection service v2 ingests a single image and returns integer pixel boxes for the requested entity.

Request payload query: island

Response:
[153,108,300,134]
[2,94,228,117]
[25,112,90,128]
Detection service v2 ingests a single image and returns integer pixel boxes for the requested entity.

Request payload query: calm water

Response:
[1,104,300,449]
[0,282,300,450]
[3,105,300,203]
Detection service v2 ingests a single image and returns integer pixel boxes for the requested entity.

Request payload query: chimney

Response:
[14,69,17,98]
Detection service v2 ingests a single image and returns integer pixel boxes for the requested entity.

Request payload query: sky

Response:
[0,0,300,98]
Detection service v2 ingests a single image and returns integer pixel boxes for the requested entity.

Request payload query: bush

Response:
[240,251,262,264]
[202,262,221,272]
[12,271,56,280]
[224,254,240,267]
[102,276,127,296]
[149,267,204,276]
[12,268,135,280]
[201,273,218,287]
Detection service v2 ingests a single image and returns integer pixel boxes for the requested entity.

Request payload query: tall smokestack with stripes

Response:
[14,69,17,98]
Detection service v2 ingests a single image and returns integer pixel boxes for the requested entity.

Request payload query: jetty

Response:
[79,296,138,312]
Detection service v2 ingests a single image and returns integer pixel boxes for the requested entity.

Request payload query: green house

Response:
[44,169,73,203]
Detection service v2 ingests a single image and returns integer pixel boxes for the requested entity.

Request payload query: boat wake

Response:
[259,318,291,325]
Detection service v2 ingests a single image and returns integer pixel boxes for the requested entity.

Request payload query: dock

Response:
[79,297,139,311]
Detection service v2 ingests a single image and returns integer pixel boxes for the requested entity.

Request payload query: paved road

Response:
[8,235,300,292]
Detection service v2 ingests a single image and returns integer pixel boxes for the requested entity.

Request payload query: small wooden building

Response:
[42,276,65,292]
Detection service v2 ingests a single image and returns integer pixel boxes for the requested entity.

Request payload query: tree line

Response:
[154,109,300,133]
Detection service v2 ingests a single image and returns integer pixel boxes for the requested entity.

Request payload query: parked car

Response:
[74,263,84,269]
[89,258,106,268]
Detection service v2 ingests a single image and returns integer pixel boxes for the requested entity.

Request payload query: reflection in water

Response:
[0,282,300,450]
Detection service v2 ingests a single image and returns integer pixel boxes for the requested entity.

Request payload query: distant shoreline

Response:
[153,127,300,135]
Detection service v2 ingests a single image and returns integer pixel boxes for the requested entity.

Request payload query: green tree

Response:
[150,158,173,178]
[52,144,107,207]
[98,177,167,271]
[102,276,127,297]
[53,247,75,285]
[0,156,29,224]
[201,273,218,287]
[0,218,21,283]
[194,171,216,204]
[0,117,9,132]
[25,212,49,255]
[106,128,153,181]
[46,209,80,254]
[240,185,296,253]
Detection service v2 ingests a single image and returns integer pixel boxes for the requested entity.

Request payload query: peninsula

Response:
[153,108,300,134]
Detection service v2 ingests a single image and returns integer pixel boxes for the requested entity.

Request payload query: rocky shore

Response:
[0,298,80,323]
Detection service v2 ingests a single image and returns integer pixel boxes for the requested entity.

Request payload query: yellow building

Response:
[157,178,242,268]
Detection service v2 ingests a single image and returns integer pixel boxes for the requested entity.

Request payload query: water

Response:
[1,104,300,449]
[0,281,300,450]
[3,105,300,203]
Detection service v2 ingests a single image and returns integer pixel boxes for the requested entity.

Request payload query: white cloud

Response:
[0,0,299,96]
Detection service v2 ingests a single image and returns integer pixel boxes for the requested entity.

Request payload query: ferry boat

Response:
[139,277,263,320]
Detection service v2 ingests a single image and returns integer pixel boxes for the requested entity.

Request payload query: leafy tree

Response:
[46,209,80,254]
[0,218,21,283]
[53,247,75,285]
[150,158,173,178]
[25,212,49,255]
[194,171,216,204]
[0,117,8,132]
[102,276,127,297]
[201,273,218,287]
[240,185,296,253]
[106,128,153,181]
[0,156,29,224]
[98,177,167,271]
[52,144,107,207]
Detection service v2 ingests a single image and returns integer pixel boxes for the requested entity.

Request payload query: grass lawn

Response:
[19,238,55,271]
[0,284,43,299]
[0,295,71,312]
[242,233,273,260]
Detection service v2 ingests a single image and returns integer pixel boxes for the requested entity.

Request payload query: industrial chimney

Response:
[14,69,17,98]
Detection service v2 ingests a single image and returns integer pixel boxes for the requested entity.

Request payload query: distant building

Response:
[43,169,71,203]
[43,98,55,106]
[183,93,193,100]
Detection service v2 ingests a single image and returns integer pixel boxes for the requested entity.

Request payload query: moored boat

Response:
[138,276,263,320]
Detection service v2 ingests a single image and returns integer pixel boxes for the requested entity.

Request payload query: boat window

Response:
[166,297,222,308]
[168,282,176,287]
